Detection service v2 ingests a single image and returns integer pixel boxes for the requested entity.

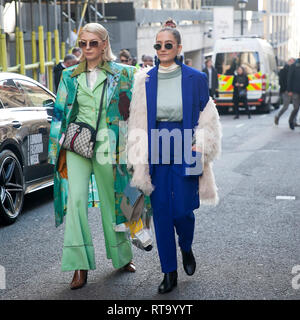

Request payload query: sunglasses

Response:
[78,40,101,48]
[153,43,174,51]
[120,59,129,63]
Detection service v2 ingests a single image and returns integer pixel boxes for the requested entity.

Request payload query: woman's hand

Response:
[59,133,65,146]
[192,144,202,153]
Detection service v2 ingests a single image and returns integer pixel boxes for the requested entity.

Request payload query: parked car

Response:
[0,72,55,225]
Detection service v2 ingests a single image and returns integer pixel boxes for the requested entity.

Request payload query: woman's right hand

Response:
[59,133,65,146]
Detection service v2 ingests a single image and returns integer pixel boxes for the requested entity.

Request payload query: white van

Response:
[212,36,280,113]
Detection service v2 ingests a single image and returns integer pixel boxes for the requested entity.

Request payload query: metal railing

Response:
[0,0,90,92]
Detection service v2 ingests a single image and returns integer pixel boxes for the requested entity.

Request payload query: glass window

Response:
[268,53,277,73]
[215,52,260,75]
[15,79,54,108]
[0,79,26,108]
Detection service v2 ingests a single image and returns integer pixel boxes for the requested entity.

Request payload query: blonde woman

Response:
[48,23,136,290]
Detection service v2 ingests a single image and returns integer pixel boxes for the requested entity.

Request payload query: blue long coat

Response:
[145,60,210,175]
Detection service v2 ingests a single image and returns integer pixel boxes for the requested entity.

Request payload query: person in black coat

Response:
[203,58,219,98]
[53,54,78,92]
[287,54,300,130]
[274,58,295,126]
[232,66,250,119]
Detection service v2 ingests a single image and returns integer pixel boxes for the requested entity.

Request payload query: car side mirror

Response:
[43,99,54,116]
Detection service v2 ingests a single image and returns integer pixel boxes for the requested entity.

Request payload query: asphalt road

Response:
[1,106,300,300]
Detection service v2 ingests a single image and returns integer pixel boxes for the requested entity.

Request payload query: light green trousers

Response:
[61,149,133,271]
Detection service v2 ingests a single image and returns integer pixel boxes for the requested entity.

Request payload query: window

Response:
[15,79,54,108]
[268,53,278,73]
[215,52,260,75]
[0,79,26,108]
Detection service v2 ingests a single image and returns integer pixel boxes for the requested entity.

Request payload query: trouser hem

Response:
[61,244,96,271]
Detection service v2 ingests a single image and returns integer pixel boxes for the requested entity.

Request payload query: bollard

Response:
[31,30,37,80]
[15,26,20,66]
[19,30,25,75]
[61,41,66,60]
[0,33,7,71]
[47,31,53,92]
[38,25,46,85]
[54,29,60,64]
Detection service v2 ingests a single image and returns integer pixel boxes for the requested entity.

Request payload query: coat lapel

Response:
[106,71,120,108]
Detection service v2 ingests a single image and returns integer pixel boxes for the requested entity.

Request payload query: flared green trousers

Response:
[61,149,133,271]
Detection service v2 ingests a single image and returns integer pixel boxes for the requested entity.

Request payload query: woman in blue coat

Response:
[127,26,222,294]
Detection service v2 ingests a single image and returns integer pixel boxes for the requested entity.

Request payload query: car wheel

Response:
[0,150,25,225]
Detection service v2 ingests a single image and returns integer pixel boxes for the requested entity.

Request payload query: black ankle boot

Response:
[158,271,178,294]
[181,248,196,276]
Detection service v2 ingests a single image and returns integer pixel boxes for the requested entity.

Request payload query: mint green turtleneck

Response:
[156,67,183,122]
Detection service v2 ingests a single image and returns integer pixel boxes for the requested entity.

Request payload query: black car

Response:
[0,72,55,225]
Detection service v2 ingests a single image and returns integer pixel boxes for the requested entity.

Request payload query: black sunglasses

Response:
[78,40,100,48]
[120,59,129,63]
[153,43,174,51]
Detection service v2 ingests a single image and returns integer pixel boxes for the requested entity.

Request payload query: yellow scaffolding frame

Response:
[0,0,91,92]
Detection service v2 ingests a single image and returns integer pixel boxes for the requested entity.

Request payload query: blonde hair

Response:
[78,23,116,62]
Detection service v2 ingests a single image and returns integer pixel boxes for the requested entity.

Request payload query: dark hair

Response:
[157,27,181,45]
[143,55,153,61]
[64,54,77,62]
[72,47,81,54]
[163,18,177,28]
[119,49,131,60]
[205,58,212,66]
[238,66,245,73]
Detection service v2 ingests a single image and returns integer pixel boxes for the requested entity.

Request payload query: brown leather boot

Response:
[122,261,136,273]
[70,270,88,290]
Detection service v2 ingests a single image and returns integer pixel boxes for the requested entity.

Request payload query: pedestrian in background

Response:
[48,23,136,290]
[141,55,154,68]
[185,58,192,67]
[233,66,251,119]
[274,57,295,126]
[53,54,78,92]
[287,53,300,130]
[119,49,132,65]
[203,58,219,98]
[72,47,82,59]
[128,26,222,294]
[131,56,138,67]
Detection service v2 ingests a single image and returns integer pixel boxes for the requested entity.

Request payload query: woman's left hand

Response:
[192,144,202,153]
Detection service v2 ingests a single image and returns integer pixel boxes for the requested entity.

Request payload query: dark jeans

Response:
[233,95,250,117]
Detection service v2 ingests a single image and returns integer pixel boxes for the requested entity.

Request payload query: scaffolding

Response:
[0,0,101,92]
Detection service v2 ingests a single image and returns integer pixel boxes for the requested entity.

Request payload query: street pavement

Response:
[1,107,300,300]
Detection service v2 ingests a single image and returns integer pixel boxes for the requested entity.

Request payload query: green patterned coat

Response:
[48,60,149,227]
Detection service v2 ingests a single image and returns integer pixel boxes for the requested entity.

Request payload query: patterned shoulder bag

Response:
[63,80,107,158]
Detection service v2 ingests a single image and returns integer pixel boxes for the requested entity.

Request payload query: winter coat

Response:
[232,73,249,99]
[279,64,290,93]
[53,62,65,92]
[287,59,300,94]
[48,60,139,227]
[203,66,219,97]
[127,63,222,206]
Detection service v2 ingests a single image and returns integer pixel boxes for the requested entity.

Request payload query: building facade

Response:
[261,0,292,65]
[109,0,202,10]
